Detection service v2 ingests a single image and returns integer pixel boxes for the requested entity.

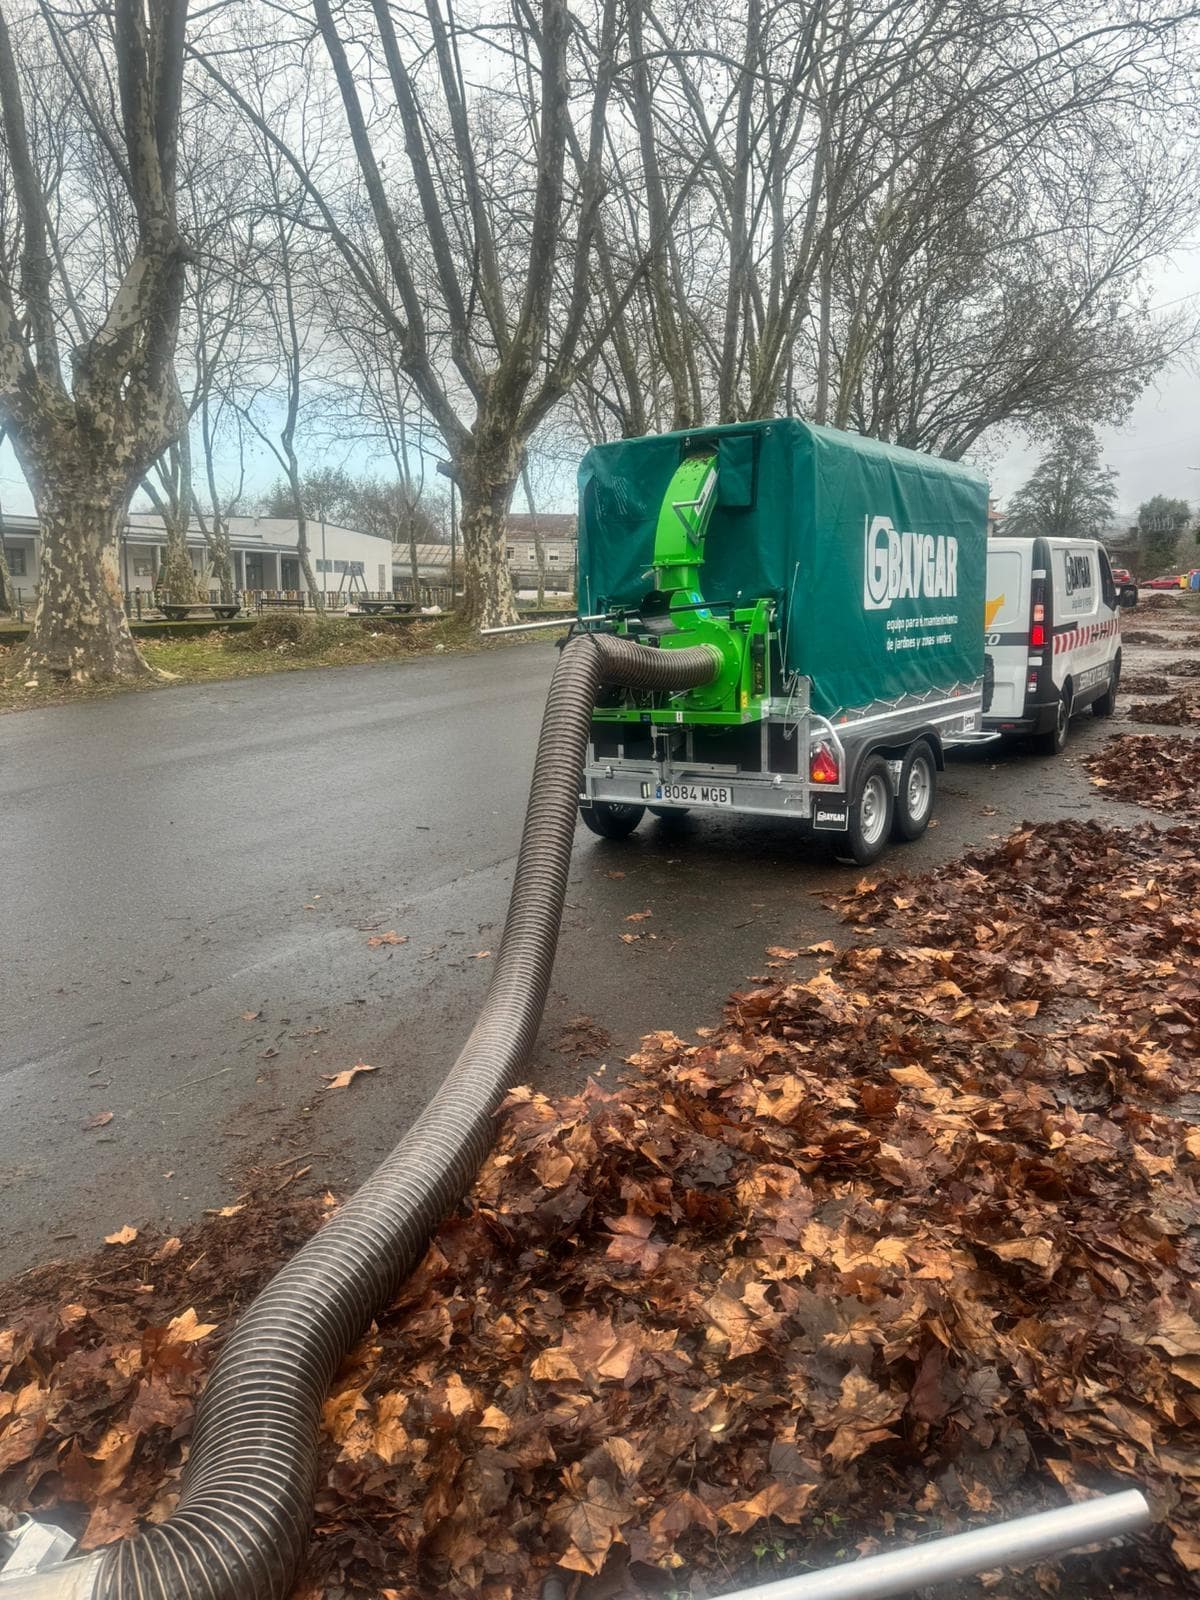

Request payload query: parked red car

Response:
[1141,573,1186,590]
[1112,567,1133,585]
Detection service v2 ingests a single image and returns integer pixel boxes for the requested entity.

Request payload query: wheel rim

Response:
[607,803,637,820]
[860,774,888,846]
[907,757,932,822]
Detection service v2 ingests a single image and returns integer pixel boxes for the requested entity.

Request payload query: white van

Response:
[983,537,1136,754]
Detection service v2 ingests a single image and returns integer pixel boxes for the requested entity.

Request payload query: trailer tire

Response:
[837,755,895,866]
[893,740,937,842]
[649,805,690,819]
[580,800,645,839]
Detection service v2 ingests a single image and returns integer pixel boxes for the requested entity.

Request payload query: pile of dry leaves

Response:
[1120,672,1172,697]
[1127,694,1200,727]
[1087,734,1200,817]
[2,821,1199,1600]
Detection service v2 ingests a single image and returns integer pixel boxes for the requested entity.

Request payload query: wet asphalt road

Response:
[0,638,1174,1277]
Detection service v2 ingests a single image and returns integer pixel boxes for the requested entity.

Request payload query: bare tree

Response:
[234,100,331,612]
[581,0,1199,459]
[141,410,202,602]
[0,0,189,680]
[196,0,656,628]
[320,298,446,600]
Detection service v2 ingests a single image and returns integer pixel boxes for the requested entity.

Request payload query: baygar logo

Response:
[864,515,958,611]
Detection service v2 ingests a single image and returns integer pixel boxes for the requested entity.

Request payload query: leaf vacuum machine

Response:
[572,418,994,864]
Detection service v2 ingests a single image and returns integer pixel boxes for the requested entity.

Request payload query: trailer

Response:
[574,418,992,864]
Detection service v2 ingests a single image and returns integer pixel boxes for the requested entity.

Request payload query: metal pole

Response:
[713,1491,1149,1600]
[481,612,607,637]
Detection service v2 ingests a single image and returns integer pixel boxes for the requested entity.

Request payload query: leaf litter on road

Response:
[0,819,1197,1598]
[1127,693,1200,727]
[1087,733,1200,815]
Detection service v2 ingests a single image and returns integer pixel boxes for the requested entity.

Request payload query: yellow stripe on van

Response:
[984,593,1006,629]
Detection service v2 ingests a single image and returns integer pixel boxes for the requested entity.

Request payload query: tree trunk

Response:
[456,423,521,630]
[520,462,545,608]
[22,486,149,681]
[457,469,519,630]
[0,532,12,614]
[159,522,200,604]
[408,529,420,603]
[205,516,235,601]
[534,528,546,608]
[296,517,323,612]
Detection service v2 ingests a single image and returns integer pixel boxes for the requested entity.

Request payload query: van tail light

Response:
[1029,576,1047,662]
[810,742,840,785]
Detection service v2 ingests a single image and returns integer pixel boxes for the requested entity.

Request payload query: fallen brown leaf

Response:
[321,1062,379,1091]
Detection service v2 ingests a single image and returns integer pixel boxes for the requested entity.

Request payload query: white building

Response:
[389,516,578,598]
[1,512,393,602]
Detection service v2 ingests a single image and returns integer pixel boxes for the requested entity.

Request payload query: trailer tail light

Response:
[1030,622,1045,648]
[810,742,840,784]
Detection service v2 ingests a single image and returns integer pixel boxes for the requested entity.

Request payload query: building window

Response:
[548,550,561,563]
[316,559,331,573]
[4,546,27,577]
[506,546,515,561]
[133,558,154,578]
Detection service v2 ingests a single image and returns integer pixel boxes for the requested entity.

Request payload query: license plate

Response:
[655,781,733,807]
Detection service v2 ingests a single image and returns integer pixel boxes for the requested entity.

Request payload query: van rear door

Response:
[984,544,1030,718]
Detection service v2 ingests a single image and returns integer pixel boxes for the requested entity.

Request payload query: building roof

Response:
[124,513,388,550]
[4,510,386,553]
[506,513,576,539]
[392,542,454,567]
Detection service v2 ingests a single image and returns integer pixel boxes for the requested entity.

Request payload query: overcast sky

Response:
[986,243,1200,517]
[2,247,1198,529]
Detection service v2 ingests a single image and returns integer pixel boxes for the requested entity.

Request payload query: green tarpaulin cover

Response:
[578,418,989,718]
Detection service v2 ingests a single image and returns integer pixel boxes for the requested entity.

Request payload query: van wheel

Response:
[836,756,895,867]
[893,741,937,841]
[1034,687,1071,756]
[580,801,644,839]
[1093,656,1120,718]
[648,805,690,819]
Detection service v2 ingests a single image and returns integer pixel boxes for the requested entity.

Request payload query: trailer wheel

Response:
[837,755,895,866]
[580,800,645,839]
[892,741,937,841]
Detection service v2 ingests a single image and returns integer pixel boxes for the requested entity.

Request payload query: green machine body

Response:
[595,450,774,727]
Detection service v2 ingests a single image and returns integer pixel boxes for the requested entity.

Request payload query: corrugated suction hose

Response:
[8,634,719,1600]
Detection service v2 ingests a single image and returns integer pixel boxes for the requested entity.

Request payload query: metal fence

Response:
[3,579,568,626]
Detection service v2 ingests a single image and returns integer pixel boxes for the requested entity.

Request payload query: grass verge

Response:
[0,613,559,715]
